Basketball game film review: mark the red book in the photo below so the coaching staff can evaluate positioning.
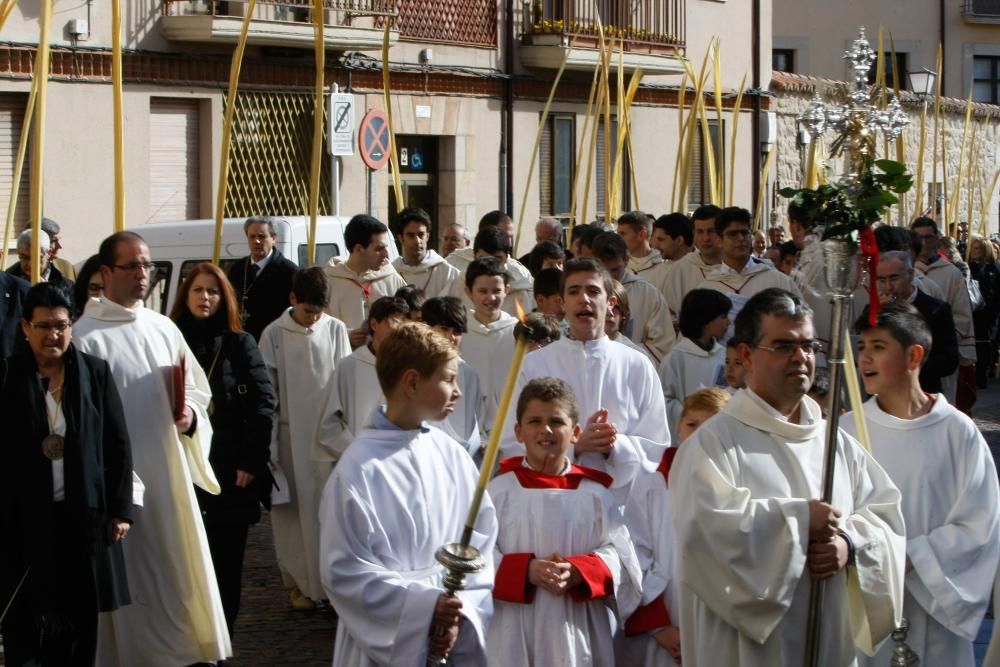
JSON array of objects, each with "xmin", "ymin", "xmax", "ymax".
[{"xmin": 170, "ymin": 355, "xmax": 186, "ymax": 422}]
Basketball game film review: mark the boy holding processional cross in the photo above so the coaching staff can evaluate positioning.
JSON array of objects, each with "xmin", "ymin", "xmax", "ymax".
[
  {"xmin": 319, "ymin": 321, "xmax": 497, "ymax": 667},
  {"xmin": 486, "ymin": 377, "xmax": 641, "ymax": 666}
]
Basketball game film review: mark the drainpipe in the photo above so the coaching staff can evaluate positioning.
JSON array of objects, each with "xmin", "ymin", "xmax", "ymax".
[
  {"xmin": 751, "ymin": 0, "xmax": 761, "ymax": 217},
  {"xmin": 939, "ymin": 0, "xmax": 946, "ymax": 95},
  {"xmin": 501, "ymin": 0, "xmax": 515, "ymax": 213}
]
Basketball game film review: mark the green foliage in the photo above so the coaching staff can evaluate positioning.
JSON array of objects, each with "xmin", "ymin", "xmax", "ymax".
[{"xmin": 778, "ymin": 158, "xmax": 914, "ymax": 245}]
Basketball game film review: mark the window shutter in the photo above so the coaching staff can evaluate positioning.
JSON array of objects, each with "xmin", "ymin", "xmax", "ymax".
[
  {"xmin": 0, "ymin": 93, "xmax": 31, "ymax": 236},
  {"xmin": 149, "ymin": 98, "xmax": 201, "ymax": 222}
]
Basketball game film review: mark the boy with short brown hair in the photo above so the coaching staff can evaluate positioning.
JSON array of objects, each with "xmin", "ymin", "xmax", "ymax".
[{"xmin": 319, "ymin": 321, "xmax": 497, "ymax": 666}]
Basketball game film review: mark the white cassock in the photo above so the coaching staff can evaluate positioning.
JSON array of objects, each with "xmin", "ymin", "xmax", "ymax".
[
  {"xmin": 657, "ymin": 337, "xmax": 725, "ymax": 442},
  {"xmin": 663, "ymin": 251, "xmax": 721, "ymax": 320},
  {"xmin": 459, "ymin": 309, "xmax": 517, "ymax": 433},
  {"xmin": 699, "ymin": 258, "xmax": 802, "ymax": 340},
  {"xmin": 74, "ymin": 298, "xmax": 230, "ymax": 666},
  {"xmin": 620, "ymin": 271, "xmax": 677, "ymax": 365},
  {"xmin": 630, "ymin": 251, "xmax": 673, "ymax": 296},
  {"xmin": 446, "ymin": 248, "xmax": 535, "ymax": 318},
  {"xmin": 324, "ymin": 344, "xmax": 383, "ymax": 457},
  {"xmin": 319, "ymin": 417, "xmax": 497, "ymax": 667},
  {"xmin": 259, "ymin": 309, "xmax": 351, "ymax": 601},
  {"xmin": 500, "ymin": 336, "xmax": 670, "ymax": 500},
  {"xmin": 916, "ymin": 258, "xmax": 976, "ymax": 363},
  {"xmin": 844, "ymin": 396, "xmax": 1000, "ymax": 667},
  {"xmin": 392, "ymin": 250, "xmax": 461, "ymax": 298},
  {"xmin": 486, "ymin": 458, "xmax": 642, "ymax": 667},
  {"xmin": 622, "ymin": 452, "xmax": 681, "ymax": 667},
  {"xmin": 670, "ymin": 389, "xmax": 906, "ymax": 667},
  {"xmin": 323, "ymin": 257, "xmax": 407, "ymax": 330}
]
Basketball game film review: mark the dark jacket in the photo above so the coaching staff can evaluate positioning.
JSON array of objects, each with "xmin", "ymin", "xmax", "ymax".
[
  {"xmin": 0, "ymin": 345, "xmax": 133, "ymax": 616},
  {"xmin": 970, "ymin": 259, "xmax": 1000, "ymax": 333},
  {"xmin": 177, "ymin": 315, "xmax": 276, "ymax": 524},
  {"xmin": 7, "ymin": 262, "xmax": 74, "ymax": 299},
  {"xmin": 0, "ymin": 271, "xmax": 28, "ymax": 359},
  {"xmin": 226, "ymin": 249, "xmax": 298, "ymax": 341}
]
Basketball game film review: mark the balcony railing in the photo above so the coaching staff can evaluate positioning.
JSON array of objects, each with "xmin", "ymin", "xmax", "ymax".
[
  {"xmin": 376, "ymin": 0, "xmax": 497, "ymax": 47},
  {"xmin": 162, "ymin": 0, "xmax": 396, "ymax": 26},
  {"xmin": 522, "ymin": 0, "xmax": 685, "ymax": 55},
  {"xmin": 964, "ymin": 0, "xmax": 1000, "ymax": 20}
]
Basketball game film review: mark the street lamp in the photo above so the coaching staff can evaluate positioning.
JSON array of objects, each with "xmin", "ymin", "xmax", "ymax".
[{"xmin": 908, "ymin": 67, "xmax": 937, "ymax": 216}]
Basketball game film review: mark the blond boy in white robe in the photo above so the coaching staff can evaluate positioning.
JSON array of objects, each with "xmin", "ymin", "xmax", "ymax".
[
  {"xmin": 319, "ymin": 322, "xmax": 496, "ymax": 666},
  {"xmin": 847, "ymin": 302, "xmax": 1000, "ymax": 666},
  {"xmin": 487, "ymin": 378, "xmax": 641, "ymax": 667}
]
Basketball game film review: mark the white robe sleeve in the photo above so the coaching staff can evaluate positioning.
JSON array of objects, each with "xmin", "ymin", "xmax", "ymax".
[
  {"xmin": 624, "ymin": 474, "xmax": 674, "ymax": 610},
  {"xmin": 314, "ymin": 333, "xmax": 355, "ymax": 462},
  {"xmin": 638, "ymin": 289, "xmax": 677, "ymax": 364},
  {"xmin": 179, "ymin": 334, "xmax": 219, "ymax": 494},
  {"xmin": 838, "ymin": 438, "xmax": 907, "ymax": 655},
  {"xmin": 905, "ymin": 429, "xmax": 1000, "ymax": 641},
  {"xmin": 669, "ymin": 431, "xmax": 811, "ymax": 643},
  {"xmin": 257, "ymin": 325, "xmax": 282, "ymax": 465},
  {"xmin": 658, "ymin": 353, "xmax": 684, "ymax": 443}
]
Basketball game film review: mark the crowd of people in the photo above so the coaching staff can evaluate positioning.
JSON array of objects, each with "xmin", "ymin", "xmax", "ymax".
[{"xmin": 1, "ymin": 204, "xmax": 999, "ymax": 667}]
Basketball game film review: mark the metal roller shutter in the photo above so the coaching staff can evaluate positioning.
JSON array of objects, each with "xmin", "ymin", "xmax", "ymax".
[
  {"xmin": 0, "ymin": 93, "xmax": 31, "ymax": 236},
  {"xmin": 149, "ymin": 98, "xmax": 200, "ymax": 223}
]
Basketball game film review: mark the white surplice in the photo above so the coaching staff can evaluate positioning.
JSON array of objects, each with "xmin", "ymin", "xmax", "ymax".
[
  {"xmin": 459, "ymin": 309, "xmax": 517, "ymax": 434},
  {"xmin": 486, "ymin": 459, "xmax": 642, "ymax": 667},
  {"xmin": 699, "ymin": 258, "xmax": 803, "ymax": 341},
  {"xmin": 74, "ymin": 298, "xmax": 230, "ymax": 666},
  {"xmin": 323, "ymin": 256, "xmax": 407, "ymax": 330},
  {"xmin": 622, "ymin": 459, "xmax": 681, "ymax": 667},
  {"xmin": 392, "ymin": 250, "xmax": 461, "ymax": 298},
  {"xmin": 657, "ymin": 337, "xmax": 725, "ymax": 442},
  {"xmin": 620, "ymin": 271, "xmax": 677, "ymax": 364},
  {"xmin": 663, "ymin": 251, "xmax": 721, "ymax": 320},
  {"xmin": 325, "ymin": 344, "xmax": 384, "ymax": 457},
  {"xmin": 500, "ymin": 336, "xmax": 670, "ymax": 499},
  {"xmin": 259, "ymin": 309, "xmax": 351, "ymax": 601},
  {"xmin": 630, "ymin": 251, "xmax": 673, "ymax": 296},
  {"xmin": 845, "ymin": 396, "xmax": 1000, "ymax": 667},
  {"xmin": 670, "ymin": 389, "xmax": 906, "ymax": 667},
  {"xmin": 446, "ymin": 248, "xmax": 535, "ymax": 318},
  {"xmin": 319, "ymin": 419, "xmax": 497, "ymax": 667}
]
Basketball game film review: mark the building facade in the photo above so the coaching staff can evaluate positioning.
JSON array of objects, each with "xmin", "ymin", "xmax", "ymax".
[{"xmin": 0, "ymin": 0, "xmax": 771, "ymax": 263}]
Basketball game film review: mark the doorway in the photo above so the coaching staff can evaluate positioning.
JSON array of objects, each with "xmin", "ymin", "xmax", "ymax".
[{"xmin": 389, "ymin": 135, "xmax": 439, "ymax": 248}]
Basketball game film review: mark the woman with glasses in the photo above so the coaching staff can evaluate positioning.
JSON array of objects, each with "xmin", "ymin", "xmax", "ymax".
[
  {"xmin": 170, "ymin": 262, "xmax": 275, "ymax": 641},
  {"xmin": 1, "ymin": 282, "xmax": 133, "ymax": 666},
  {"xmin": 72, "ymin": 255, "xmax": 104, "ymax": 320}
]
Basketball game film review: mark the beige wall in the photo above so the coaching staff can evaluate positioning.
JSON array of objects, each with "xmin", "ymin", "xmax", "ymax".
[{"xmin": 774, "ymin": 0, "xmax": 1000, "ymax": 100}]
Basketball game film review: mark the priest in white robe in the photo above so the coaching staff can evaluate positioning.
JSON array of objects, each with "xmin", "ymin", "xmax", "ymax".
[
  {"xmin": 75, "ymin": 232, "xmax": 230, "ymax": 666},
  {"xmin": 259, "ymin": 291, "xmax": 352, "ymax": 604},
  {"xmin": 501, "ymin": 258, "xmax": 669, "ymax": 497},
  {"xmin": 670, "ymin": 287, "xmax": 905, "ymax": 667},
  {"xmin": 846, "ymin": 302, "xmax": 1000, "ymax": 666},
  {"xmin": 663, "ymin": 207, "xmax": 724, "ymax": 320}
]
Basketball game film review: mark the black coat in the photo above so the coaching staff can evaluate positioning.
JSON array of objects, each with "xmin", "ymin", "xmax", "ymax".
[
  {"xmin": 177, "ymin": 315, "xmax": 276, "ymax": 525},
  {"xmin": 7, "ymin": 262, "xmax": 74, "ymax": 300},
  {"xmin": 971, "ymin": 259, "xmax": 1000, "ymax": 338},
  {"xmin": 0, "ymin": 271, "xmax": 28, "ymax": 360},
  {"xmin": 227, "ymin": 250, "xmax": 298, "ymax": 341},
  {"xmin": 0, "ymin": 345, "xmax": 133, "ymax": 616}
]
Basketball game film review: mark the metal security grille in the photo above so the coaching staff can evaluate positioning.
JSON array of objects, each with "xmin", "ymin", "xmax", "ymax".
[
  {"xmin": 379, "ymin": 0, "xmax": 497, "ymax": 47},
  {"xmin": 224, "ymin": 91, "xmax": 331, "ymax": 218}
]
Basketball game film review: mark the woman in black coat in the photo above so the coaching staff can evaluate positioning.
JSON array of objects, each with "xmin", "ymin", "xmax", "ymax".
[
  {"xmin": 1, "ymin": 283, "xmax": 133, "ymax": 666},
  {"xmin": 970, "ymin": 235, "xmax": 1000, "ymax": 387},
  {"xmin": 170, "ymin": 262, "xmax": 276, "ymax": 638}
]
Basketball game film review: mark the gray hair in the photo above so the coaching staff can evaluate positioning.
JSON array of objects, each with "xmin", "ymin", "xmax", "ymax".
[
  {"xmin": 17, "ymin": 228, "xmax": 50, "ymax": 253},
  {"xmin": 537, "ymin": 217, "xmax": 562, "ymax": 233},
  {"xmin": 733, "ymin": 287, "xmax": 813, "ymax": 346},
  {"xmin": 879, "ymin": 250, "xmax": 912, "ymax": 271},
  {"xmin": 40, "ymin": 217, "xmax": 60, "ymax": 237},
  {"xmin": 243, "ymin": 215, "xmax": 280, "ymax": 237}
]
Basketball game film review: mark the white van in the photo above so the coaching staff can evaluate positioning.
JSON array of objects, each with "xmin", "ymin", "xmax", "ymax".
[{"xmin": 137, "ymin": 216, "xmax": 398, "ymax": 315}]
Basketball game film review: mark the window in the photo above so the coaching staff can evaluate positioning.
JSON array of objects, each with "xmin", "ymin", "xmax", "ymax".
[
  {"xmin": 0, "ymin": 93, "xmax": 30, "ymax": 235},
  {"xmin": 687, "ymin": 120, "xmax": 725, "ymax": 210},
  {"xmin": 596, "ymin": 118, "xmax": 631, "ymax": 219},
  {"xmin": 772, "ymin": 49, "xmax": 795, "ymax": 73},
  {"xmin": 866, "ymin": 53, "xmax": 909, "ymax": 90},
  {"xmin": 298, "ymin": 243, "xmax": 341, "ymax": 268},
  {"xmin": 539, "ymin": 114, "xmax": 575, "ymax": 217},
  {"xmin": 973, "ymin": 56, "xmax": 1000, "ymax": 104}
]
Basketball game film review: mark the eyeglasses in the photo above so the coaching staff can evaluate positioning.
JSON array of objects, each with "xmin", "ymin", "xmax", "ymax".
[
  {"xmin": 723, "ymin": 229, "xmax": 753, "ymax": 239},
  {"xmin": 113, "ymin": 262, "xmax": 154, "ymax": 273},
  {"xmin": 27, "ymin": 321, "xmax": 71, "ymax": 334},
  {"xmin": 755, "ymin": 340, "xmax": 823, "ymax": 357}
]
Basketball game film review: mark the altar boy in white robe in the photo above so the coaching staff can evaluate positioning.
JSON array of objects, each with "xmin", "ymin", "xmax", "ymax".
[
  {"xmin": 670, "ymin": 288, "xmax": 906, "ymax": 667},
  {"xmin": 501, "ymin": 258, "xmax": 668, "ymax": 497},
  {"xmin": 487, "ymin": 377, "xmax": 641, "ymax": 667},
  {"xmin": 259, "ymin": 267, "xmax": 351, "ymax": 609},
  {"xmin": 319, "ymin": 322, "xmax": 497, "ymax": 666},
  {"xmin": 847, "ymin": 302, "xmax": 1000, "ymax": 666}
]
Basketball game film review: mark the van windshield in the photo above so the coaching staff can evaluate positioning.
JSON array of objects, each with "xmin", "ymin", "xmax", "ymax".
[{"xmin": 298, "ymin": 243, "xmax": 341, "ymax": 268}]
